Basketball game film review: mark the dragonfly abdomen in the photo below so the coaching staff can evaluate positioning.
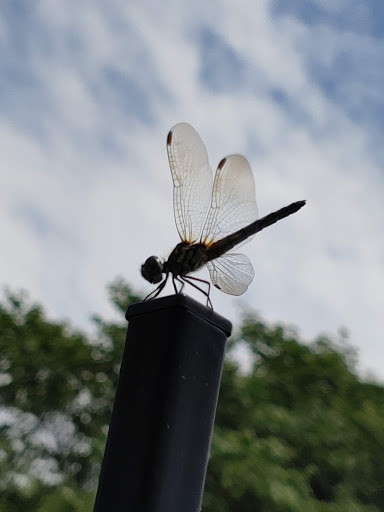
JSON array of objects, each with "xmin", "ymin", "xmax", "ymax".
[{"xmin": 207, "ymin": 200, "xmax": 306, "ymax": 260}]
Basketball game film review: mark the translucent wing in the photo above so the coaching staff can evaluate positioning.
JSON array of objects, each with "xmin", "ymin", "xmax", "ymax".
[
  {"xmin": 167, "ymin": 123, "xmax": 213, "ymax": 243},
  {"xmin": 207, "ymin": 253, "xmax": 255, "ymax": 295},
  {"xmin": 200, "ymin": 155, "xmax": 258, "ymax": 248}
]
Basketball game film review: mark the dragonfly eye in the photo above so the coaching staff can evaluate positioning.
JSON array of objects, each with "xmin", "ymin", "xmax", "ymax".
[{"xmin": 141, "ymin": 256, "xmax": 164, "ymax": 284}]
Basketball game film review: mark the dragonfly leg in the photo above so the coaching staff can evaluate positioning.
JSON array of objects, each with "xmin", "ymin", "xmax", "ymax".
[
  {"xmin": 181, "ymin": 275, "xmax": 213, "ymax": 309},
  {"xmin": 172, "ymin": 276, "xmax": 180, "ymax": 294},
  {"xmin": 174, "ymin": 276, "xmax": 186, "ymax": 294},
  {"xmin": 144, "ymin": 275, "xmax": 168, "ymax": 301}
]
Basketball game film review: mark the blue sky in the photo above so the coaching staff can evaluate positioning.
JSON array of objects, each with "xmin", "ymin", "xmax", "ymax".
[{"xmin": 0, "ymin": 0, "xmax": 383, "ymax": 379}]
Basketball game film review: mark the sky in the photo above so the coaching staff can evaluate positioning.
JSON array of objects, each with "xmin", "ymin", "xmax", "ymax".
[{"xmin": 0, "ymin": 0, "xmax": 383, "ymax": 379}]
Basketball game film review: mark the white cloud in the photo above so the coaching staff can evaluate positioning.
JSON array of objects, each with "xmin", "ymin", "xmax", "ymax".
[{"xmin": 0, "ymin": 0, "xmax": 383, "ymax": 378}]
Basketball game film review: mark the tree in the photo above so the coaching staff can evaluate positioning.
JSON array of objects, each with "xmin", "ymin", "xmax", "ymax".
[
  {"xmin": 203, "ymin": 314, "xmax": 384, "ymax": 511},
  {"xmin": 0, "ymin": 280, "xmax": 139, "ymax": 510}
]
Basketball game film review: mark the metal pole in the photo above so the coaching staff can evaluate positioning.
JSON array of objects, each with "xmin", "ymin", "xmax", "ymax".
[{"xmin": 93, "ymin": 294, "xmax": 232, "ymax": 512}]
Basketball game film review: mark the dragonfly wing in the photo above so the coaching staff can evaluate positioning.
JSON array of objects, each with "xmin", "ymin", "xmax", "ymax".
[
  {"xmin": 200, "ymin": 154, "xmax": 258, "ymax": 248},
  {"xmin": 167, "ymin": 123, "xmax": 213, "ymax": 243},
  {"xmin": 207, "ymin": 253, "xmax": 255, "ymax": 296}
]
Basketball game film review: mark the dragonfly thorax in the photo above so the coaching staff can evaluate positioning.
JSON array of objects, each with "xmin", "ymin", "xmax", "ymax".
[{"xmin": 164, "ymin": 241, "xmax": 210, "ymax": 277}]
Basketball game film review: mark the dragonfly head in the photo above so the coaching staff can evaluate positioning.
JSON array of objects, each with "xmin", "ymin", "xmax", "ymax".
[{"xmin": 141, "ymin": 256, "xmax": 164, "ymax": 284}]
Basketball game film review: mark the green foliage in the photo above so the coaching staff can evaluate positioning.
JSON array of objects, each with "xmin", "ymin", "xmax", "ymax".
[
  {"xmin": 0, "ymin": 280, "xmax": 138, "ymax": 510},
  {"xmin": 203, "ymin": 315, "xmax": 384, "ymax": 512},
  {"xmin": 1, "ymin": 280, "xmax": 384, "ymax": 511}
]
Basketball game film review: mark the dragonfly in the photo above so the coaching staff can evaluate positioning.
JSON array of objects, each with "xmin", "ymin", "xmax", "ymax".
[{"xmin": 141, "ymin": 123, "xmax": 305, "ymax": 306}]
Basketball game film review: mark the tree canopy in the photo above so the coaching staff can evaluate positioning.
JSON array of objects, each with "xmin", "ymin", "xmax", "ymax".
[{"xmin": 1, "ymin": 279, "xmax": 383, "ymax": 511}]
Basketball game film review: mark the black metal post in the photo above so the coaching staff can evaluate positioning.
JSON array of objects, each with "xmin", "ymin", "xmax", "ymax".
[{"xmin": 93, "ymin": 294, "xmax": 232, "ymax": 512}]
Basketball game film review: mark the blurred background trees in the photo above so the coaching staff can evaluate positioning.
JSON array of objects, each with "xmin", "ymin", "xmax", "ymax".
[{"xmin": 1, "ymin": 279, "xmax": 383, "ymax": 511}]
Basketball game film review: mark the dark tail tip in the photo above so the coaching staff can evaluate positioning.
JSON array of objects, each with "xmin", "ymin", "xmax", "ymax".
[{"xmin": 294, "ymin": 200, "xmax": 306, "ymax": 211}]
